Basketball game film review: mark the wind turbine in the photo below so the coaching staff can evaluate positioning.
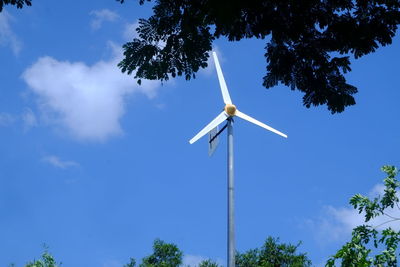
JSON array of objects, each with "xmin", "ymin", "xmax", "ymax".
[{"xmin": 189, "ymin": 51, "xmax": 288, "ymax": 267}]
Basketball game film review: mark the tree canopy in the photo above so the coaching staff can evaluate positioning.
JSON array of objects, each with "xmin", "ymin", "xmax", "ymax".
[
  {"xmin": 117, "ymin": 0, "xmax": 400, "ymax": 113},
  {"xmin": 0, "ymin": 0, "xmax": 31, "ymax": 12},
  {"xmin": 121, "ymin": 237, "xmax": 311, "ymax": 267},
  {"xmin": 138, "ymin": 239, "xmax": 183, "ymax": 267},
  {"xmin": 328, "ymin": 165, "xmax": 400, "ymax": 266},
  {"xmin": 15, "ymin": 237, "xmax": 311, "ymax": 266},
  {"xmin": 236, "ymin": 237, "xmax": 312, "ymax": 267},
  {"xmin": 18, "ymin": 250, "xmax": 61, "ymax": 267}
]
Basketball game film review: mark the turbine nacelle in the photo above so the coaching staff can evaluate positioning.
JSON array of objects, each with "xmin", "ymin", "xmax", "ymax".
[
  {"xmin": 189, "ymin": 51, "xmax": 288, "ymax": 145},
  {"xmin": 224, "ymin": 104, "xmax": 237, "ymax": 117}
]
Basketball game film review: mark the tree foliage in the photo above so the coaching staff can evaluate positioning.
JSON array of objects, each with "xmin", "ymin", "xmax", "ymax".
[
  {"xmin": 140, "ymin": 239, "xmax": 183, "ymax": 267},
  {"xmin": 124, "ymin": 237, "xmax": 311, "ymax": 267},
  {"xmin": 236, "ymin": 237, "xmax": 312, "ymax": 267},
  {"xmin": 22, "ymin": 250, "xmax": 60, "ymax": 267},
  {"xmin": 0, "ymin": 0, "xmax": 31, "ymax": 12},
  {"xmin": 122, "ymin": 239, "xmax": 183, "ymax": 267},
  {"xmin": 327, "ymin": 165, "xmax": 400, "ymax": 267},
  {"xmin": 117, "ymin": 0, "xmax": 400, "ymax": 113},
  {"xmin": 124, "ymin": 239, "xmax": 221, "ymax": 267},
  {"xmin": 15, "ymin": 237, "xmax": 311, "ymax": 266},
  {"xmin": 197, "ymin": 259, "xmax": 220, "ymax": 267},
  {"xmin": 124, "ymin": 258, "xmax": 137, "ymax": 267}
]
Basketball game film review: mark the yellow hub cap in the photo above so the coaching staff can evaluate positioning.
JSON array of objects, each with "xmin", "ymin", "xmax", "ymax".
[{"xmin": 224, "ymin": 104, "xmax": 237, "ymax": 116}]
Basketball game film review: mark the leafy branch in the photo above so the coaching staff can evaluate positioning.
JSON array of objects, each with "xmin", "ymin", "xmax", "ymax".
[{"xmin": 327, "ymin": 166, "xmax": 400, "ymax": 267}]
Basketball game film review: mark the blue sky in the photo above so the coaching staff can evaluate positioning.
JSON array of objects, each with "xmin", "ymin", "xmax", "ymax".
[{"xmin": 1, "ymin": 1, "xmax": 399, "ymax": 266}]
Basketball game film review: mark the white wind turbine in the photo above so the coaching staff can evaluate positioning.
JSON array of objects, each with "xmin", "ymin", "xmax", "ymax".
[{"xmin": 189, "ymin": 51, "xmax": 288, "ymax": 267}]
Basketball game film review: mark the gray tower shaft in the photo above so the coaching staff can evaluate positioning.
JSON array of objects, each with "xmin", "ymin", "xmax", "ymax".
[{"xmin": 227, "ymin": 118, "xmax": 235, "ymax": 267}]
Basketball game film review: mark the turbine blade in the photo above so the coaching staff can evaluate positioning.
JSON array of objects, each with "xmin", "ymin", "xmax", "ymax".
[
  {"xmin": 189, "ymin": 111, "xmax": 228, "ymax": 144},
  {"xmin": 235, "ymin": 110, "xmax": 287, "ymax": 138},
  {"xmin": 212, "ymin": 51, "xmax": 232, "ymax": 104}
]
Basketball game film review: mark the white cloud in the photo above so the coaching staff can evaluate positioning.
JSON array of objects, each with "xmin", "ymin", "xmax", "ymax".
[
  {"xmin": 307, "ymin": 206, "xmax": 364, "ymax": 243},
  {"xmin": 102, "ymin": 260, "xmax": 122, "ymax": 267},
  {"xmin": 0, "ymin": 10, "xmax": 21, "ymax": 55},
  {"xmin": 0, "ymin": 109, "xmax": 37, "ymax": 130},
  {"xmin": 0, "ymin": 112, "xmax": 15, "ymax": 126},
  {"xmin": 181, "ymin": 254, "xmax": 224, "ymax": 267},
  {"xmin": 42, "ymin": 155, "xmax": 79, "ymax": 169},
  {"xmin": 198, "ymin": 47, "xmax": 224, "ymax": 77},
  {"xmin": 369, "ymin": 184, "xmax": 385, "ymax": 197},
  {"xmin": 22, "ymin": 43, "xmax": 160, "ymax": 142},
  {"xmin": 182, "ymin": 255, "xmax": 207, "ymax": 267},
  {"xmin": 90, "ymin": 9, "xmax": 119, "ymax": 30},
  {"xmin": 123, "ymin": 21, "xmax": 139, "ymax": 41},
  {"xmin": 309, "ymin": 184, "xmax": 400, "ymax": 243},
  {"xmin": 21, "ymin": 107, "xmax": 37, "ymax": 130}
]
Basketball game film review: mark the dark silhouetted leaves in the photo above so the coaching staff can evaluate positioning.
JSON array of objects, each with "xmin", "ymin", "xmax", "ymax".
[
  {"xmin": 118, "ymin": 0, "xmax": 400, "ymax": 113},
  {"xmin": 0, "ymin": 0, "xmax": 31, "ymax": 12}
]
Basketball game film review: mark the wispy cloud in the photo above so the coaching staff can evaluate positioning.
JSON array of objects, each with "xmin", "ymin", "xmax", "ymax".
[
  {"xmin": 42, "ymin": 155, "xmax": 79, "ymax": 169},
  {"xmin": 123, "ymin": 21, "xmax": 139, "ymax": 41},
  {"xmin": 305, "ymin": 205, "xmax": 364, "ymax": 243},
  {"xmin": 22, "ymin": 42, "xmax": 161, "ymax": 142},
  {"xmin": 0, "ymin": 109, "xmax": 38, "ymax": 130},
  {"xmin": 307, "ymin": 183, "xmax": 400, "ymax": 244},
  {"xmin": 90, "ymin": 9, "xmax": 119, "ymax": 30},
  {"xmin": 0, "ymin": 112, "xmax": 15, "ymax": 126},
  {"xmin": 198, "ymin": 46, "xmax": 224, "ymax": 77},
  {"xmin": 0, "ymin": 10, "xmax": 22, "ymax": 55},
  {"xmin": 102, "ymin": 260, "xmax": 122, "ymax": 267},
  {"xmin": 182, "ymin": 254, "xmax": 224, "ymax": 267},
  {"xmin": 182, "ymin": 255, "xmax": 207, "ymax": 267},
  {"xmin": 21, "ymin": 107, "xmax": 38, "ymax": 130}
]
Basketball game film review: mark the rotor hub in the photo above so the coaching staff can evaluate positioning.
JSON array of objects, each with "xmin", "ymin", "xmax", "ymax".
[{"xmin": 224, "ymin": 104, "xmax": 237, "ymax": 116}]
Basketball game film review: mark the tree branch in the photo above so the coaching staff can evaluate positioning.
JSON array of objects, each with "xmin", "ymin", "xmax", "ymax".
[
  {"xmin": 373, "ymin": 218, "xmax": 400, "ymax": 229},
  {"xmin": 383, "ymin": 212, "xmax": 400, "ymax": 220}
]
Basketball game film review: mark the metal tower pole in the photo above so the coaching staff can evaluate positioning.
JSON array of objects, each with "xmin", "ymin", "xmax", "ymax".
[{"xmin": 227, "ymin": 118, "xmax": 235, "ymax": 267}]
